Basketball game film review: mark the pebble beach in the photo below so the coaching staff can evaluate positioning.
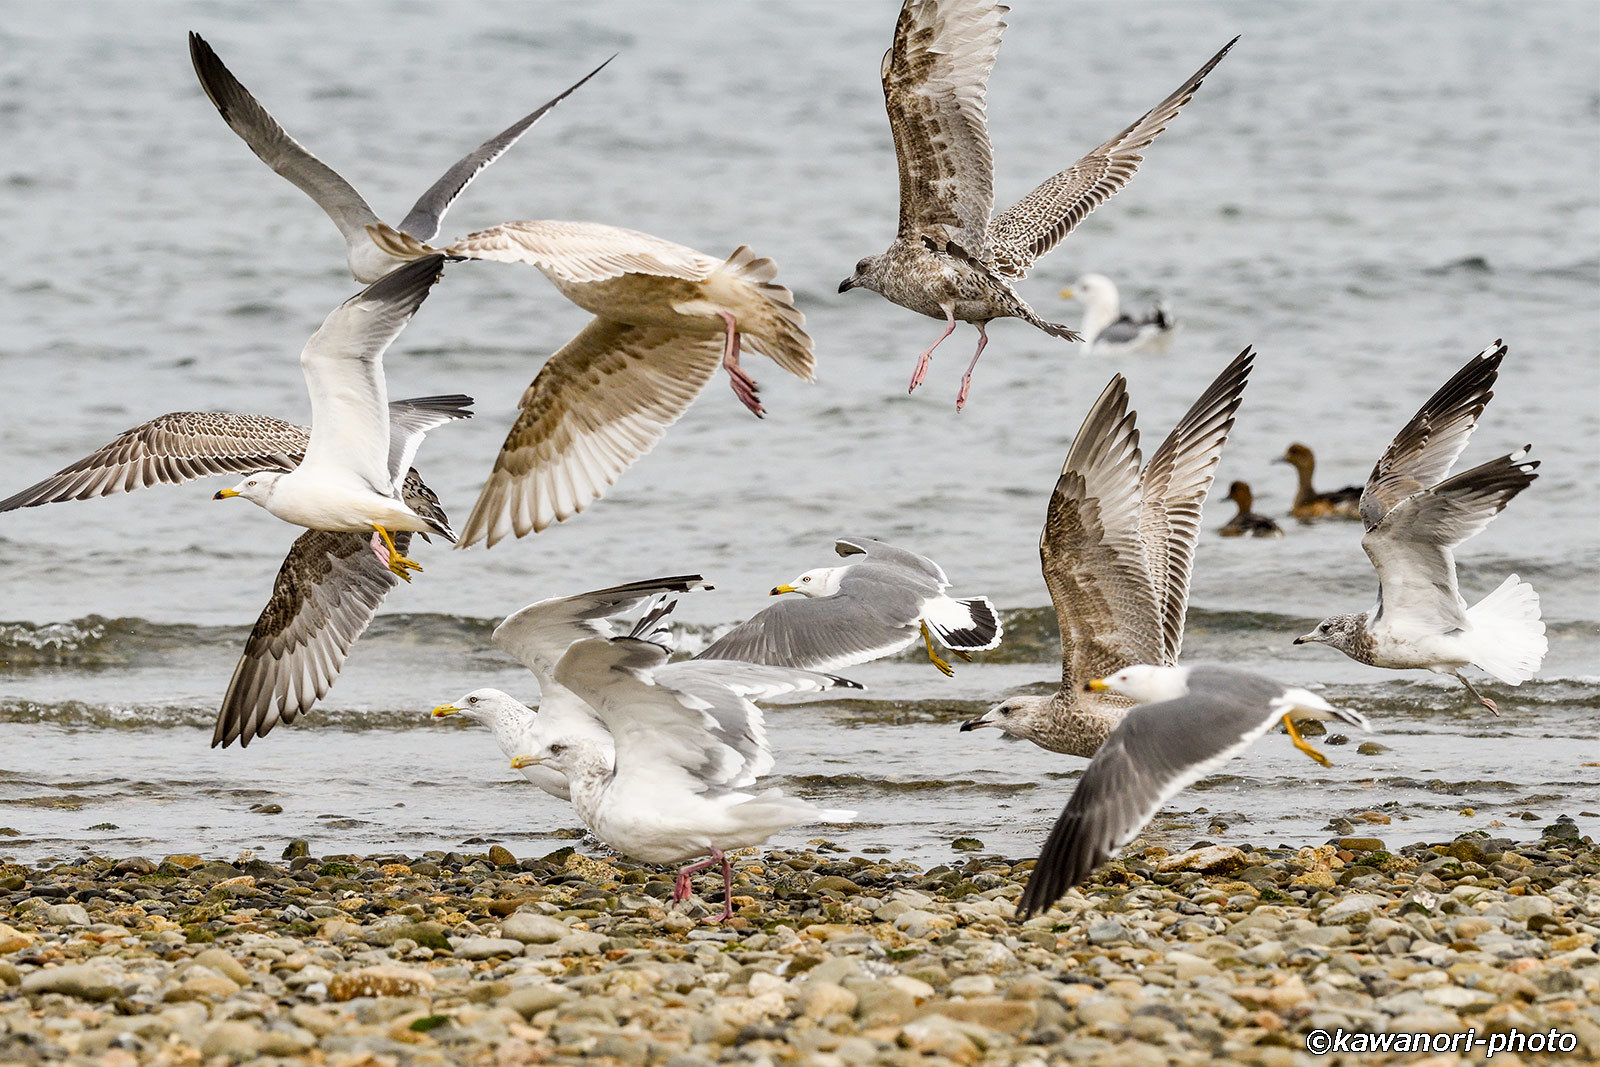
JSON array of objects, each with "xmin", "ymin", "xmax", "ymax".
[{"xmin": 3, "ymin": 821, "xmax": 1597, "ymax": 1065}]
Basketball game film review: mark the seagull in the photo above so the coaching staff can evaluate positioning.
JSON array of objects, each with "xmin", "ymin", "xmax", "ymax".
[
  {"xmin": 1218, "ymin": 481, "xmax": 1283, "ymax": 538},
  {"xmin": 0, "ymin": 394, "xmax": 471, "ymax": 748},
  {"xmin": 432, "ymin": 577, "xmax": 863, "ymax": 803},
  {"xmin": 1293, "ymin": 342, "xmax": 1545, "ymax": 714},
  {"xmin": 959, "ymin": 348, "xmax": 1254, "ymax": 755},
  {"xmin": 1059, "ymin": 274, "xmax": 1177, "ymax": 355},
  {"xmin": 367, "ymin": 223, "xmax": 816, "ymax": 545},
  {"xmin": 1017, "ymin": 664, "xmax": 1372, "ymax": 918},
  {"xmin": 212, "ymin": 255, "xmax": 455, "ymax": 581},
  {"xmin": 695, "ymin": 536, "xmax": 1002, "ymax": 676},
  {"xmin": 188, "ymin": 32, "xmax": 611, "ymax": 283},
  {"xmin": 838, "ymin": 0, "xmax": 1235, "ymax": 409},
  {"xmin": 1279, "ymin": 443, "xmax": 1362, "ymax": 520},
  {"xmin": 511, "ymin": 637, "xmax": 858, "ymax": 923}
]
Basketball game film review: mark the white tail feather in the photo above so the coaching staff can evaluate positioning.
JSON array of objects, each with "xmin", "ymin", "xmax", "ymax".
[
  {"xmin": 923, "ymin": 595, "xmax": 1003, "ymax": 652},
  {"xmin": 1465, "ymin": 574, "xmax": 1546, "ymax": 684}
]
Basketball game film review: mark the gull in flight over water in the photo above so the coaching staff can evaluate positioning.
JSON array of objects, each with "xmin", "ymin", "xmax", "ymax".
[
  {"xmin": 960, "ymin": 348, "xmax": 1254, "ymax": 755},
  {"xmin": 1018, "ymin": 664, "xmax": 1371, "ymax": 918},
  {"xmin": 839, "ymin": 0, "xmax": 1235, "ymax": 409},
  {"xmin": 1293, "ymin": 342, "xmax": 1545, "ymax": 713}
]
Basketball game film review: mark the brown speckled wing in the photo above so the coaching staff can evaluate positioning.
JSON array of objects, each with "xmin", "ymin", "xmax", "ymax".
[
  {"xmin": 881, "ymin": 0, "xmax": 1006, "ymax": 251},
  {"xmin": 987, "ymin": 37, "xmax": 1237, "ymax": 279},
  {"xmin": 458, "ymin": 318, "xmax": 724, "ymax": 548}
]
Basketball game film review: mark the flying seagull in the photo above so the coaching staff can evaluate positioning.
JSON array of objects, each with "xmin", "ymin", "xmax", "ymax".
[
  {"xmin": 0, "ymin": 394, "xmax": 471, "ymax": 748},
  {"xmin": 839, "ymin": 0, "xmax": 1235, "ymax": 409},
  {"xmin": 368, "ymin": 224, "xmax": 816, "ymax": 545},
  {"xmin": 696, "ymin": 536, "xmax": 1001, "ymax": 676},
  {"xmin": 188, "ymin": 32, "xmax": 610, "ymax": 283},
  {"xmin": 1293, "ymin": 341, "xmax": 1545, "ymax": 713},
  {"xmin": 1018, "ymin": 664, "xmax": 1372, "ymax": 918},
  {"xmin": 960, "ymin": 348, "xmax": 1254, "ymax": 755}
]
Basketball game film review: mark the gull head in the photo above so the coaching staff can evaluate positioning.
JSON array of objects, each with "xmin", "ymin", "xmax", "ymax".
[
  {"xmin": 771, "ymin": 567, "xmax": 845, "ymax": 598},
  {"xmin": 1295, "ymin": 614, "xmax": 1365, "ymax": 656},
  {"xmin": 430, "ymin": 688, "xmax": 531, "ymax": 731},
  {"xmin": 1085, "ymin": 664, "xmax": 1190, "ymax": 704},
  {"xmin": 511, "ymin": 738, "xmax": 578, "ymax": 774},
  {"xmin": 960, "ymin": 695, "xmax": 1053, "ymax": 743},
  {"xmin": 839, "ymin": 255, "xmax": 884, "ymax": 295},
  {"xmin": 214, "ymin": 472, "xmax": 283, "ymax": 506},
  {"xmin": 1060, "ymin": 273, "xmax": 1116, "ymax": 305}
]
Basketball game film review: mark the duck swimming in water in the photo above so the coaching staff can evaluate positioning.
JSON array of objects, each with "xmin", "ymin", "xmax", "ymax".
[
  {"xmin": 1279, "ymin": 443, "xmax": 1362, "ymax": 519},
  {"xmin": 1218, "ymin": 481, "xmax": 1283, "ymax": 538}
]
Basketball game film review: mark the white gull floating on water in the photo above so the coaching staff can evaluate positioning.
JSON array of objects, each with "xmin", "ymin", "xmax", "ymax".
[
  {"xmin": 1019, "ymin": 664, "xmax": 1372, "ymax": 918},
  {"xmin": 1294, "ymin": 341, "xmax": 1546, "ymax": 713},
  {"xmin": 960, "ymin": 348, "xmax": 1254, "ymax": 756},
  {"xmin": 1059, "ymin": 274, "xmax": 1177, "ymax": 355}
]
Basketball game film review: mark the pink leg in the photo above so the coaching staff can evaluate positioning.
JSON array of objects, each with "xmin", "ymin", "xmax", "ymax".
[
  {"xmin": 954, "ymin": 323, "xmax": 990, "ymax": 412},
  {"xmin": 370, "ymin": 531, "xmax": 390, "ymax": 566},
  {"xmin": 718, "ymin": 311, "xmax": 764, "ymax": 418},
  {"xmin": 909, "ymin": 308, "xmax": 958, "ymax": 394},
  {"xmin": 672, "ymin": 853, "xmax": 721, "ymax": 904}
]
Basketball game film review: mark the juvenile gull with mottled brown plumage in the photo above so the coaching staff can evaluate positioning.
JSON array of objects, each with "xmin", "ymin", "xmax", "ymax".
[{"xmin": 839, "ymin": 0, "xmax": 1236, "ymax": 409}]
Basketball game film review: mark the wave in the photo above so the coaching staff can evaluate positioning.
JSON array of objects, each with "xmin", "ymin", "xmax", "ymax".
[{"xmin": 4, "ymin": 608, "xmax": 1596, "ymax": 674}]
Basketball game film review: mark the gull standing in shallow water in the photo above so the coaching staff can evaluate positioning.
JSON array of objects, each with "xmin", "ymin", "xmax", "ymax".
[
  {"xmin": 506, "ymin": 608, "xmax": 859, "ymax": 922},
  {"xmin": 188, "ymin": 32, "xmax": 611, "ymax": 283},
  {"xmin": 0, "ymin": 376, "xmax": 469, "ymax": 750},
  {"xmin": 1018, "ymin": 665, "xmax": 1372, "ymax": 918},
  {"xmin": 695, "ymin": 537, "xmax": 1002, "ymax": 677},
  {"xmin": 838, "ymin": 0, "xmax": 1236, "ymax": 409},
  {"xmin": 1060, "ymin": 274, "xmax": 1177, "ymax": 355},
  {"xmin": 960, "ymin": 348, "xmax": 1254, "ymax": 754},
  {"xmin": 1293, "ymin": 342, "xmax": 1545, "ymax": 714}
]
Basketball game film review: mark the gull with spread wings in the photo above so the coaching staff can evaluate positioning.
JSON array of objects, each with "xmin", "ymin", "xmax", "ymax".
[
  {"xmin": 959, "ymin": 348, "xmax": 1254, "ymax": 755},
  {"xmin": 1294, "ymin": 342, "xmax": 1545, "ymax": 713},
  {"xmin": 839, "ymin": 0, "xmax": 1236, "ymax": 409},
  {"xmin": 0, "ymin": 383, "xmax": 471, "ymax": 750}
]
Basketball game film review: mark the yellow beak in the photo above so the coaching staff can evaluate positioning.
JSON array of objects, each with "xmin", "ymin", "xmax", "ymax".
[
  {"xmin": 770, "ymin": 584, "xmax": 797, "ymax": 596},
  {"xmin": 430, "ymin": 704, "xmax": 459, "ymax": 718},
  {"xmin": 214, "ymin": 488, "xmax": 240, "ymax": 500},
  {"xmin": 510, "ymin": 754, "xmax": 540, "ymax": 769},
  {"xmin": 1086, "ymin": 678, "xmax": 1109, "ymax": 691},
  {"xmin": 1058, "ymin": 287, "xmax": 1075, "ymax": 300}
]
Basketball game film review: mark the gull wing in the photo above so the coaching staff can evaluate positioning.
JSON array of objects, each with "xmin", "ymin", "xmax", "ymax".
[
  {"xmin": 442, "ymin": 220, "xmax": 719, "ymax": 285},
  {"xmin": 212, "ymin": 527, "xmax": 406, "ymax": 748},
  {"xmin": 1020, "ymin": 671, "xmax": 1294, "ymax": 917},
  {"xmin": 385, "ymin": 393, "xmax": 473, "ymax": 494},
  {"xmin": 1362, "ymin": 449, "xmax": 1538, "ymax": 632},
  {"xmin": 297, "ymin": 255, "xmax": 447, "ymax": 493},
  {"xmin": 1361, "ymin": 341, "xmax": 1505, "ymax": 530},
  {"xmin": 188, "ymin": 32, "xmax": 379, "ymax": 250},
  {"xmin": 986, "ymin": 37, "xmax": 1237, "ymax": 278},
  {"xmin": 1135, "ymin": 348, "xmax": 1253, "ymax": 660},
  {"xmin": 833, "ymin": 535, "xmax": 950, "ymax": 585},
  {"xmin": 880, "ymin": 0, "xmax": 1007, "ymax": 251},
  {"xmin": 1040, "ymin": 375, "xmax": 1164, "ymax": 690},
  {"xmin": 396, "ymin": 55, "xmax": 614, "ymax": 242},
  {"xmin": 491, "ymin": 576, "xmax": 708, "ymax": 691},
  {"xmin": 457, "ymin": 317, "xmax": 725, "ymax": 547}
]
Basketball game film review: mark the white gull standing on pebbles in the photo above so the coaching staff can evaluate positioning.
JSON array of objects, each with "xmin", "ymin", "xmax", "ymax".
[
  {"xmin": 695, "ymin": 536, "xmax": 1002, "ymax": 677},
  {"xmin": 1019, "ymin": 664, "xmax": 1372, "ymax": 918},
  {"xmin": 959, "ymin": 348, "xmax": 1254, "ymax": 755},
  {"xmin": 838, "ymin": 0, "xmax": 1235, "ymax": 409},
  {"xmin": 1294, "ymin": 341, "xmax": 1545, "ymax": 713},
  {"xmin": 188, "ymin": 32, "xmax": 611, "ymax": 283}
]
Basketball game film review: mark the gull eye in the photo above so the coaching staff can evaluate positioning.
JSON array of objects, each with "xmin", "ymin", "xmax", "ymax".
[
  {"xmin": 1319, "ymin": 623, "xmax": 1331, "ymax": 633},
  {"xmin": 467, "ymin": 696, "xmax": 478, "ymax": 704},
  {"xmin": 549, "ymin": 743, "xmax": 566, "ymax": 756},
  {"xmin": 802, "ymin": 576, "xmax": 811, "ymax": 583},
  {"xmin": 246, "ymin": 480, "xmax": 256, "ymax": 487}
]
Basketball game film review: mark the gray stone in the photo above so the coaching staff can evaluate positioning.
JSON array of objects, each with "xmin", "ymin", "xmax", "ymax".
[
  {"xmin": 21, "ymin": 963, "xmax": 123, "ymax": 1001},
  {"xmin": 41, "ymin": 903, "xmax": 90, "ymax": 927},
  {"xmin": 452, "ymin": 936, "xmax": 525, "ymax": 960},
  {"xmin": 502, "ymin": 983, "xmax": 575, "ymax": 1019},
  {"xmin": 500, "ymin": 911, "xmax": 568, "ymax": 944},
  {"xmin": 200, "ymin": 1021, "xmax": 264, "ymax": 1060}
]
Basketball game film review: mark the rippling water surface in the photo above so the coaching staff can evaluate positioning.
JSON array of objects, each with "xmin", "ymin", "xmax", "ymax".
[{"xmin": 1, "ymin": 1, "xmax": 1596, "ymax": 866}]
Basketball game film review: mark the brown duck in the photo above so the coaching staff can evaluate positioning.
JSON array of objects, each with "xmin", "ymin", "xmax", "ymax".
[
  {"xmin": 1279, "ymin": 443, "xmax": 1361, "ymax": 519},
  {"xmin": 1219, "ymin": 481, "xmax": 1283, "ymax": 537}
]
